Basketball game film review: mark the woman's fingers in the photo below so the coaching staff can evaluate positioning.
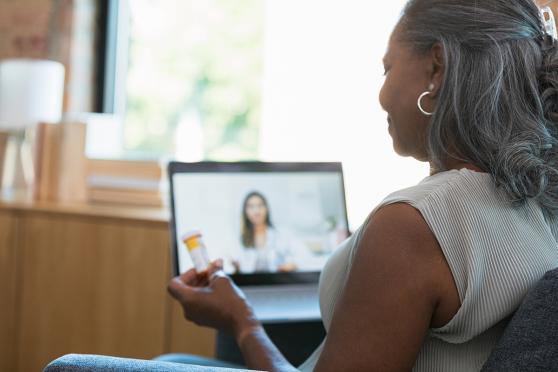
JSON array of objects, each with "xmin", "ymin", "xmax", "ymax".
[
  {"xmin": 168, "ymin": 268, "xmax": 255, "ymax": 332},
  {"xmin": 169, "ymin": 258, "xmax": 227, "ymax": 300},
  {"xmin": 168, "ymin": 268, "xmax": 203, "ymax": 300},
  {"xmin": 167, "ymin": 277, "xmax": 189, "ymax": 300},
  {"xmin": 168, "ymin": 276, "xmax": 203, "ymax": 302},
  {"xmin": 177, "ymin": 268, "xmax": 198, "ymax": 285},
  {"xmin": 206, "ymin": 258, "xmax": 225, "ymax": 281},
  {"xmin": 209, "ymin": 258, "xmax": 224, "ymax": 272}
]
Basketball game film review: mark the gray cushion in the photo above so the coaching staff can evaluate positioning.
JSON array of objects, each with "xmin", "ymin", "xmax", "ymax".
[
  {"xmin": 482, "ymin": 268, "xmax": 558, "ymax": 371},
  {"xmin": 43, "ymin": 354, "xmax": 257, "ymax": 372}
]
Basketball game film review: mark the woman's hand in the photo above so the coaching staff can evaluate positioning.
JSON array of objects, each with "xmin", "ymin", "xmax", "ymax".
[
  {"xmin": 167, "ymin": 259, "xmax": 260, "ymax": 337},
  {"xmin": 170, "ymin": 261, "xmax": 297, "ymax": 371}
]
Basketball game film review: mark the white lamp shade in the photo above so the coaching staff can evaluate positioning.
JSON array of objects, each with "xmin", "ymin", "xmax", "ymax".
[{"xmin": 0, "ymin": 59, "xmax": 65, "ymax": 130}]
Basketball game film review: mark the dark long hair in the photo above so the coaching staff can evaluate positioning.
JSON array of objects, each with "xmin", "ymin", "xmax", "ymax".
[
  {"xmin": 399, "ymin": 0, "xmax": 558, "ymax": 215},
  {"xmin": 241, "ymin": 191, "xmax": 273, "ymax": 248}
]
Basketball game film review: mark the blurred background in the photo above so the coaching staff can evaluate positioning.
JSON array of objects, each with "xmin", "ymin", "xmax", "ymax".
[
  {"xmin": 0, "ymin": 0, "xmax": 432, "ymax": 228},
  {"xmin": 100, "ymin": 0, "xmax": 430, "ymax": 228}
]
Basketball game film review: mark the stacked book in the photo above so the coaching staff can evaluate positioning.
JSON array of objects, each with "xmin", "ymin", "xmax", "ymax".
[{"xmin": 87, "ymin": 159, "xmax": 165, "ymax": 207}]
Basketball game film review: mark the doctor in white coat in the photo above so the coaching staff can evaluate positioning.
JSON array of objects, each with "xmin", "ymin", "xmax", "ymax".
[{"xmin": 231, "ymin": 191, "xmax": 301, "ymax": 273}]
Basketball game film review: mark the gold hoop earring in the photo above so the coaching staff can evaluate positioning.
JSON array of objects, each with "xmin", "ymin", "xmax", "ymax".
[{"xmin": 417, "ymin": 91, "xmax": 434, "ymax": 116}]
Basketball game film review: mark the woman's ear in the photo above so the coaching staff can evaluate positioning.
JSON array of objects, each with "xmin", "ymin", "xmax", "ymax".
[{"xmin": 429, "ymin": 43, "xmax": 445, "ymax": 98}]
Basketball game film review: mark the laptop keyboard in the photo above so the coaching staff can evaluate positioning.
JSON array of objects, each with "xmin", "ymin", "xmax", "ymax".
[{"xmin": 243, "ymin": 285, "xmax": 321, "ymax": 322}]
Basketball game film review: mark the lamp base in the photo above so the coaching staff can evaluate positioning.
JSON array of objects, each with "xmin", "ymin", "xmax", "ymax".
[{"xmin": 0, "ymin": 129, "xmax": 36, "ymax": 198}]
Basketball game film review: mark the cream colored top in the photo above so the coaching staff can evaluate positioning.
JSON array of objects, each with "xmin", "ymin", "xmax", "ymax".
[{"xmin": 299, "ymin": 169, "xmax": 558, "ymax": 371}]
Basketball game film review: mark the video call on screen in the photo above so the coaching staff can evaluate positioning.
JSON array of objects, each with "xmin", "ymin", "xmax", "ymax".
[{"xmin": 173, "ymin": 172, "xmax": 349, "ymax": 275}]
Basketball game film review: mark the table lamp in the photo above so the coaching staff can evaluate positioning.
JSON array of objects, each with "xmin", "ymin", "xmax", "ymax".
[{"xmin": 0, "ymin": 59, "xmax": 65, "ymax": 195}]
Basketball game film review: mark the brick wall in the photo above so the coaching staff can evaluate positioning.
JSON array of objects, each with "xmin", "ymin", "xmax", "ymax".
[
  {"xmin": 0, "ymin": 0, "xmax": 100, "ymax": 112},
  {"xmin": 537, "ymin": 1, "xmax": 558, "ymax": 33},
  {"xmin": 0, "ymin": 0, "xmax": 54, "ymax": 59}
]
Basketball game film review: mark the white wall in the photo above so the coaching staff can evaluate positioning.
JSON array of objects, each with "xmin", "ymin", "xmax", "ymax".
[{"xmin": 260, "ymin": 0, "xmax": 430, "ymax": 229}]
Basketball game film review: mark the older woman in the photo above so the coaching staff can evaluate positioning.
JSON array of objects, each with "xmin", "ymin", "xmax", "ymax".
[{"xmin": 168, "ymin": 0, "xmax": 558, "ymax": 370}]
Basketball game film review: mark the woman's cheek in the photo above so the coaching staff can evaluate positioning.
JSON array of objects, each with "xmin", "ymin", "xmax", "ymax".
[
  {"xmin": 378, "ymin": 83, "xmax": 388, "ymax": 112},
  {"xmin": 379, "ymin": 77, "xmax": 397, "ymax": 114}
]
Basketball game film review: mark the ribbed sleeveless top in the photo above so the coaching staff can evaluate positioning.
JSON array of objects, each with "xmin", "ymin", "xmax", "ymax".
[{"xmin": 299, "ymin": 168, "xmax": 558, "ymax": 371}]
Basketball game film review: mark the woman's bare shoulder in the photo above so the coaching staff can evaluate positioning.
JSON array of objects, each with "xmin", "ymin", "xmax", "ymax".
[{"xmin": 314, "ymin": 201, "xmax": 460, "ymax": 370}]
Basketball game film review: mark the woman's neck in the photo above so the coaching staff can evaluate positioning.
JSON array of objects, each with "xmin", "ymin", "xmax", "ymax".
[
  {"xmin": 430, "ymin": 159, "xmax": 485, "ymax": 175},
  {"xmin": 254, "ymin": 224, "xmax": 267, "ymax": 235}
]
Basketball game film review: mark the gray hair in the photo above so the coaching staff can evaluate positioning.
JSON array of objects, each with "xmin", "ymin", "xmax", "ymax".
[{"xmin": 398, "ymin": 0, "xmax": 558, "ymax": 215}]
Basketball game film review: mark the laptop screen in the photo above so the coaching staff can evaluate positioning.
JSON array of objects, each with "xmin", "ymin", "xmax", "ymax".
[{"xmin": 169, "ymin": 162, "xmax": 349, "ymax": 285}]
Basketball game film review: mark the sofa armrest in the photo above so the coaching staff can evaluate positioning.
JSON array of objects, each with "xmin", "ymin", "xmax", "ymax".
[
  {"xmin": 44, "ymin": 354, "xmax": 258, "ymax": 372},
  {"xmin": 481, "ymin": 268, "xmax": 558, "ymax": 371}
]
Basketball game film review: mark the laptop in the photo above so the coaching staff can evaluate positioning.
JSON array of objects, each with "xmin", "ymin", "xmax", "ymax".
[{"xmin": 168, "ymin": 161, "xmax": 350, "ymax": 322}]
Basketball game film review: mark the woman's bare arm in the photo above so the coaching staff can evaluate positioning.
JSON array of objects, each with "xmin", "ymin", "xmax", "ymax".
[
  {"xmin": 235, "ymin": 324, "xmax": 299, "ymax": 372},
  {"xmin": 313, "ymin": 203, "xmax": 454, "ymax": 371}
]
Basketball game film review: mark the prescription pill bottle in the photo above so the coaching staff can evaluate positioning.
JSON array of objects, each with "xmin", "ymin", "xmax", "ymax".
[{"xmin": 182, "ymin": 230, "xmax": 211, "ymax": 274}]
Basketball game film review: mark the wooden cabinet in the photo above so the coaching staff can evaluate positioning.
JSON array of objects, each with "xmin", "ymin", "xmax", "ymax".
[
  {"xmin": 167, "ymin": 301, "xmax": 216, "ymax": 357},
  {"xmin": 0, "ymin": 211, "xmax": 19, "ymax": 372},
  {"xmin": 0, "ymin": 199, "xmax": 215, "ymax": 372}
]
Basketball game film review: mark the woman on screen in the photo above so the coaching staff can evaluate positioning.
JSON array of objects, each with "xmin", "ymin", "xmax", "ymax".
[{"xmin": 231, "ymin": 191, "xmax": 298, "ymax": 273}]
